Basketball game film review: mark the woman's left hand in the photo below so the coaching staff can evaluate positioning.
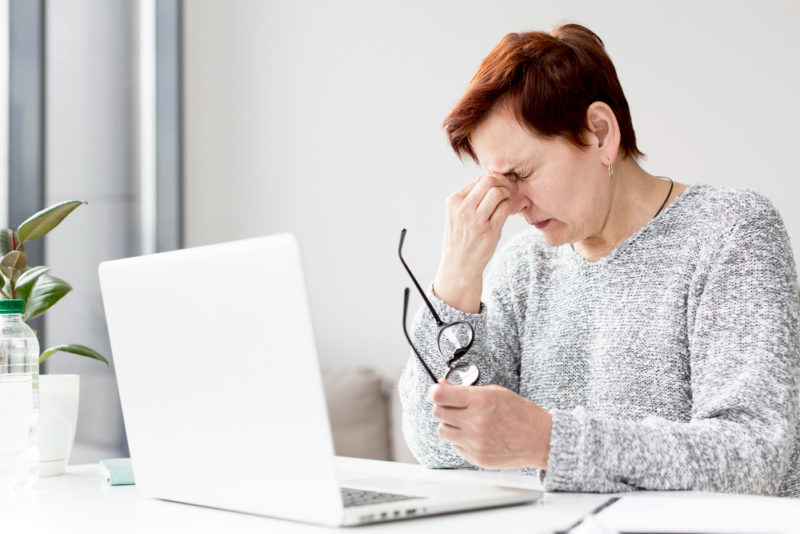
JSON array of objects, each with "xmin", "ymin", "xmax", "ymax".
[{"xmin": 429, "ymin": 380, "xmax": 552, "ymax": 470}]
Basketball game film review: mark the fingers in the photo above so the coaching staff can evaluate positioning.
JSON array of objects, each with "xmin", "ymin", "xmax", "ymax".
[
  {"xmin": 461, "ymin": 174, "xmax": 517, "ymax": 215},
  {"xmin": 443, "ymin": 175, "xmax": 518, "ymax": 246},
  {"xmin": 445, "ymin": 177, "xmax": 482, "ymax": 211},
  {"xmin": 451, "ymin": 443, "xmax": 467, "ymax": 455},
  {"xmin": 431, "ymin": 404, "xmax": 465, "ymax": 428},
  {"xmin": 428, "ymin": 381, "xmax": 472, "ymax": 408},
  {"xmin": 454, "ymin": 176, "xmax": 481, "ymax": 198},
  {"xmin": 436, "ymin": 173, "xmax": 523, "ymax": 308},
  {"xmin": 439, "ymin": 425, "xmax": 482, "ymax": 467},
  {"xmin": 475, "ymin": 186, "xmax": 512, "ymax": 223},
  {"xmin": 437, "ymin": 422, "xmax": 461, "ymax": 442}
]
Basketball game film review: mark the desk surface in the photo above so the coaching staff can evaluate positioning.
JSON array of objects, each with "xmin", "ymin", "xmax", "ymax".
[{"xmin": 5, "ymin": 458, "xmax": 800, "ymax": 534}]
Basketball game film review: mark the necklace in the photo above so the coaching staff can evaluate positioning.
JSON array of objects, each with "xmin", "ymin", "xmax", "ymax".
[
  {"xmin": 653, "ymin": 177, "xmax": 675, "ymax": 218},
  {"xmin": 569, "ymin": 177, "xmax": 675, "ymax": 256}
]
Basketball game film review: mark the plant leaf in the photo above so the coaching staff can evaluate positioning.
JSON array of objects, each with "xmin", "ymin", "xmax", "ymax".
[
  {"xmin": 23, "ymin": 273, "xmax": 72, "ymax": 321},
  {"xmin": 40, "ymin": 344, "xmax": 109, "ymax": 366},
  {"xmin": 12, "ymin": 269, "xmax": 31, "ymax": 303},
  {"xmin": 14, "ymin": 266, "xmax": 50, "ymax": 293},
  {"xmin": 16, "ymin": 200, "xmax": 86, "ymax": 244},
  {"xmin": 0, "ymin": 251, "xmax": 28, "ymax": 281},
  {"xmin": 0, "ymin": 229, "xmax": 13, "ymax": 255},
  {"xmin": 0, "ymin": 229, "xmax": 24, "ymax": 255}
]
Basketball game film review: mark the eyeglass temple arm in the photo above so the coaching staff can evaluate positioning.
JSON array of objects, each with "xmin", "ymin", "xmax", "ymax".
[
  {"xmin": 403, "ymin": 288, "xmax": 438, "ymax": 384},
  {"xmin": 398, "ymin": 228, "xmax": 444, "ymax": 326}
]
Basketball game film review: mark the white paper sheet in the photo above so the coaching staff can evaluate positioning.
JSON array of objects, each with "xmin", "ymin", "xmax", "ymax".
[{"xmin": 588, "ymin": 492, "xmax": 800, "ymax": 534}]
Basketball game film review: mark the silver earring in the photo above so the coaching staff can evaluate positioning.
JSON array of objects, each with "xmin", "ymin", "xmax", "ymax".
[{"xmin": 608, "ymin": 163, "xmax": 614, "ymax": 179}]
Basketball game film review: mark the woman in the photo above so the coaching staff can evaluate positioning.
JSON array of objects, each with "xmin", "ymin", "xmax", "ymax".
[{"xmin": 399, "ymin": 23, "xmax": 800, "ymax": 496}]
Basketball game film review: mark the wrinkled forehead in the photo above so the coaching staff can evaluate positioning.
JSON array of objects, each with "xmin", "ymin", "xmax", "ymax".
[{"xmin": 470, "ymin": 106, "xmax": 544, "ymax": 171}]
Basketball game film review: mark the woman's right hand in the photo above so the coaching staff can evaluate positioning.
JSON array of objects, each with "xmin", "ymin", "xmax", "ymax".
[{"xmin": 434, "ymin": 174, "xmax": 524, "ymax": 313}]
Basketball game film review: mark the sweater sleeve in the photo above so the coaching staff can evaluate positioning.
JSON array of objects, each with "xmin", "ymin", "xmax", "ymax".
[
  {"xmin": 543, "ymin": 198, "xmax": 800, "ymax": 494},
  {"xmin": 398, "ymin": 248, "xmax": 525, "ymax": 468}
]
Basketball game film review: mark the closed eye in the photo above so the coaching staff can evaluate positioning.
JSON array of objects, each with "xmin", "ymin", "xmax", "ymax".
[{"xmin": 507, "ymin": 171, "xmax": 533, "ymax": 182}]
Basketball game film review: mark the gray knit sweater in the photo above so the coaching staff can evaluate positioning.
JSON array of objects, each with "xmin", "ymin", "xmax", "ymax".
[{"xmin": 399, "ymin": 184, "xmax": 800, "ymax": 496}]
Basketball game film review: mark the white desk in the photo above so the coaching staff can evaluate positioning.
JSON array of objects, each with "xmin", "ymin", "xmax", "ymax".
[{"xmin": 5, "ymin": 458, "xmax": 800, "ymax": 534}]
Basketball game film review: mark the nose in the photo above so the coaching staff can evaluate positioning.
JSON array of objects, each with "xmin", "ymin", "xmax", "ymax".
[{"xmin": 509, "ymin": 189, "xmax": 532, "ymax": 214}]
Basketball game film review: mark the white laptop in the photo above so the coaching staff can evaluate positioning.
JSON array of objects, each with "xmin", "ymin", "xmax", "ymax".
[{"xmin": 98, "ymin": 234, "xmax": 541, "ymax": 526}]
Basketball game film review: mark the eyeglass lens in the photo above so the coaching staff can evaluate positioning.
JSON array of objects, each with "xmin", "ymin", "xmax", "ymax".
[
  {"xmin": 437, "ymin": 322, "xmax": 474, "ymax": 365},
  {"xmin": 444, "ymin": 361, "xmax": 480, "ymax": 386}
]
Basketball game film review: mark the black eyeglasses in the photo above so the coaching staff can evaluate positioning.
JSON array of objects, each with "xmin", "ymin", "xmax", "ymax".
[{"xmin": 399, "ymin": 229, "xmax": 479, "ymax": 386}]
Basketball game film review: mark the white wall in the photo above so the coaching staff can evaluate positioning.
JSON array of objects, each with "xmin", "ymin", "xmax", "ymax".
[{"xmin": 183, "ymin": 0, "xmax": 800, "ymax": 378}]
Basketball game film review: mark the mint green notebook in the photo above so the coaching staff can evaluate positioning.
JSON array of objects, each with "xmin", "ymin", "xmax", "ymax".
[{"xmin": 98, "ymin": 458, "xmax": 135, "ymax": 486}]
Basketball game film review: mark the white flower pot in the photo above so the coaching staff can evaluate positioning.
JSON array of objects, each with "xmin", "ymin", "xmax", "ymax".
[{"xmin": 37, "ymin": 374, "xmax": 80, "ymax": 477}]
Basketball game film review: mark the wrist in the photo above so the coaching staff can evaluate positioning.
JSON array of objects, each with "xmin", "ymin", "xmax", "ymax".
[
  {"xmin": 523, "ymin": 403, "xmax": 552, "ymax": 470},
  {"xmin": 535, "ymin": 411, "xmax": 553, "ymax": 470},
  {"xmin": 432, "ymin": 275, "xmax": 482, "ymax": 314}
]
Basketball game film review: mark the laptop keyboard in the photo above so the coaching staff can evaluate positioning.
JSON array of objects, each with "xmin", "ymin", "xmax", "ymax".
[{"xmin": 340, "ymin": 487, "xmax": 422, "ymax": 508}]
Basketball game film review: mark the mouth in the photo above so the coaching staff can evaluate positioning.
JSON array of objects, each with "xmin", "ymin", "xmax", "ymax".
[{"xmin": 532, "ymin": 219, "xmax": 551, "ymax": 229}]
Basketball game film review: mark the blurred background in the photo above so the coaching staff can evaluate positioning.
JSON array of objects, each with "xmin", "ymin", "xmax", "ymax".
[{"xmin": 1, "ymin": 0, "xmax": 798, "ymax": 463}]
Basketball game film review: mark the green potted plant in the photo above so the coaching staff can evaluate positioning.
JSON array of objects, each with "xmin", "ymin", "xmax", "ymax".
[{"xmin": 1, "ymin": 199, "xmax": 108, "ymax": 476}]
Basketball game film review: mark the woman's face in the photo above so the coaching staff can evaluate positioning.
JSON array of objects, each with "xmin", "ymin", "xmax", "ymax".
[{"xmin": 470, "ymin": 105, "xmax": 610, "ymax": 247}]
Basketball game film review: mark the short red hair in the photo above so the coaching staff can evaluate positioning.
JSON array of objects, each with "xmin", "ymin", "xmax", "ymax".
[{"xmin": 443, "ymin": 24, "xmax": 644, "ymax": 162}]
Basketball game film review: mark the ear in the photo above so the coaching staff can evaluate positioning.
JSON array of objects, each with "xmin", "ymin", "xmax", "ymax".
[{"xmin": 585, "ymin": 102, "xmax": 620, "ymax": 166}]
